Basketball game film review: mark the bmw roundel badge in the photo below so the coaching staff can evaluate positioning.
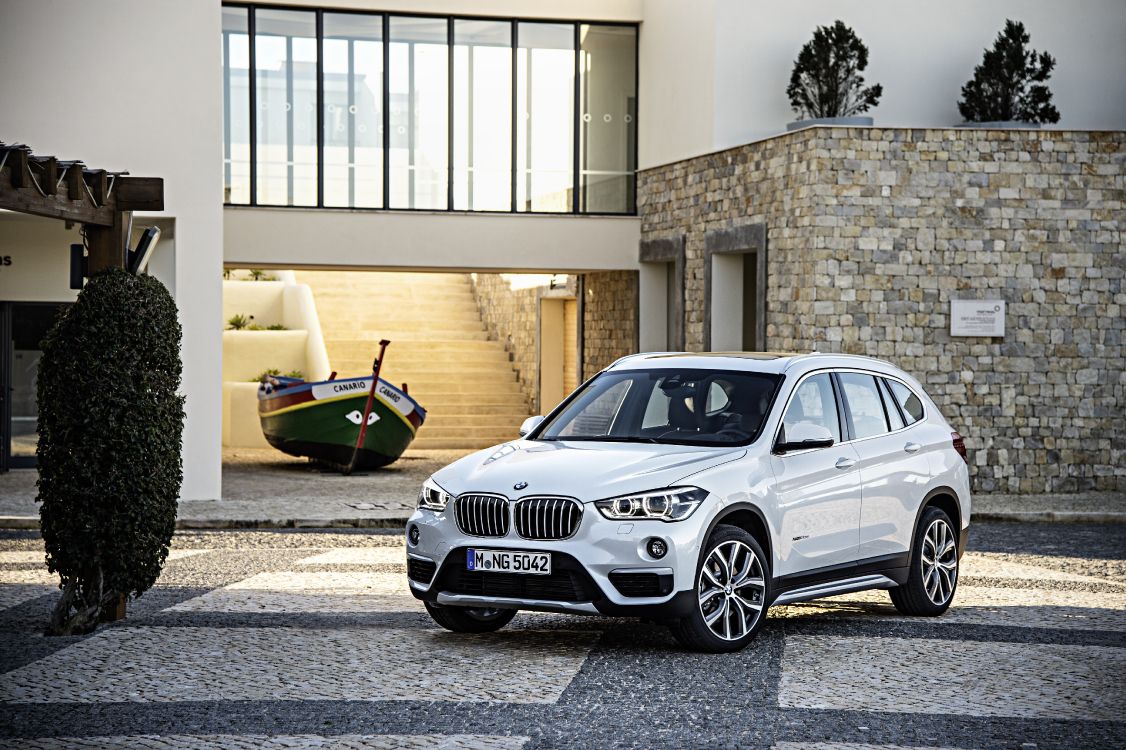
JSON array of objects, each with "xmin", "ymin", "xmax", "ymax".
[{"xmin": 514, "ymin": 481, "xmax": 528, "ymax": 490}]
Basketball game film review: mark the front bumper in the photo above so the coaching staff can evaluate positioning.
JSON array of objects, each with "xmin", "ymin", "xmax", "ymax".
[{"xmin": 404, "ymin": 500, "xmax": 711, "ymax": 620}]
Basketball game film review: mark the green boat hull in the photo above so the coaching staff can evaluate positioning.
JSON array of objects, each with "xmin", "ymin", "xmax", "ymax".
[{"xmin": 260, "ymin": 392, "xmax": 416, "ymax": 469}]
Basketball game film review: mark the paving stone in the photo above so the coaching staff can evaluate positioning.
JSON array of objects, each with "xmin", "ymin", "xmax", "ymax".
[
  {"xmin": 775, "ymin": 585, "xmax": 1126, "ymax": 632},
  {"xmin": 168, "ymin": 571, "xmax": 418, "ymax": 613},
  {"xmin": 773, "ymin": 744, "xmax": 967, "ymax": 750},
  {"xmin": 0, "ymin": 626, "xmax": 597, "ymax": 704},
  {"xmin": 296, "ymin": 548, "xmax": 406, "ymax": 566},
  {"xmin": 0, "ymin": 735, "xmax": 528, "ymax": 750},
  {"xmin": 0, "ymin": 584, "xmax": 55, "ymax": 611},
  {"xmin": 779, "ymin": 636, "xmax": 1126, "ymax": 720},
  {"xmin": 962, "ymin": 551, "xmax": 1126, "ymax": 585}
]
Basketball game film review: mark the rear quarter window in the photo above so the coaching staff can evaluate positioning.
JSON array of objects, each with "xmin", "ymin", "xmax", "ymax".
[{"xmin": 886, "ymin": 379, "xmax": 924, "ymax": 425}]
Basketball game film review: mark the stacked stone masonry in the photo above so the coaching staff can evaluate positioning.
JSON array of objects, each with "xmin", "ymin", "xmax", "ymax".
[
  {"xmin": 638, "ymin": 127, "xmax": 1124, "ymax": 493},
  {"xmin": 472, "ymin": 272, "xmax": 638, "ymax": 413}
]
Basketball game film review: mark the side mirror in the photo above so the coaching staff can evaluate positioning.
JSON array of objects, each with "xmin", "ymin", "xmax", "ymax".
[
  {"xmin": 519, "ymin": 415, "xmax": 545, "ymax": 437},
  {"xmin": 775, "ymin": 422, "xmax": 835, "ymax": 454}
]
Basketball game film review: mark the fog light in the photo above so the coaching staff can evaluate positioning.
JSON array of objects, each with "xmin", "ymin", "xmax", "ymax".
[
  {"xmin": 646, "ymin": 537, "xmax": 668, "ymax": 559},
  {"xmin": 408, "ymin": 525, "xmax": 420, "ymax": 545}
]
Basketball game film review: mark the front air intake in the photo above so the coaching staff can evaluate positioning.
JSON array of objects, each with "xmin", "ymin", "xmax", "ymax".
[
  {"xmin": 454, "ymin": 494, "xmax": 510, "ymax": 537},
  {"xmin": 513, "ymin": 496, "xmax": 583, "ymax": 540}
]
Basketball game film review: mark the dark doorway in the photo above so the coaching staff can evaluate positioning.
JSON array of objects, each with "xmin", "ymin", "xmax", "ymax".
[{"xmin": 1, "ymin": 302, "xmax": 69, "ymax": 471}]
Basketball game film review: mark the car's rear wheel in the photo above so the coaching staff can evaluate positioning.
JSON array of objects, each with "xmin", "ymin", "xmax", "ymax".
[
  {"xmin": 670, "ymin": 525, "xmax": 770, "ymax": 653},
  {"xmin": 424, "ymin": 602, "xmax": 517, "ymax": 633},
  {"xmin": 889, "ymin": 506, "xmax": 959, "ymax": 616}
]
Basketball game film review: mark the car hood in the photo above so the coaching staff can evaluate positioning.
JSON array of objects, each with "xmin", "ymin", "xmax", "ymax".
[{"xmin": 432, "ymin": 439, "xmax": 746, "ymax": 502}]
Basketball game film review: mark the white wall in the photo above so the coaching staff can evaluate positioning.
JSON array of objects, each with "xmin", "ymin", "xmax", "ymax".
[
  {"xmin": 638, "ymin": 0, "xmax": 718, "ymax": 169},
  {"xmin": 225, "ymin": 209, "xmax": 640, "ymax": 273},
  {"xmin": 642, "ymin": 0, "xmax": 1126, "ymax": 168},
  {"xmin": 0, "ymin": 0, "xmax": 224, "ymax": 500},
  {"xmin": 264, "ymin": 0, "xmax": 642, "ymax": 20}
]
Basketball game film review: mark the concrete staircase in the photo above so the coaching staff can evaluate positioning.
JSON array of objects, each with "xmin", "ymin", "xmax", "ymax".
[{"xmin": 295, "ymin": 271, "xmax": 530, "ymax": 450}]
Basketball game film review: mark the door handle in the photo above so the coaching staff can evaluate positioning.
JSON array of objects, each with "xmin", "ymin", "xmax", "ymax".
[
  {"xmin": 834, "ymin": 456, "xmax": 857, "ymax": 470},
  {"xmin": 904, "ymin": 442, "xmax": 922, "ymax": 454}
]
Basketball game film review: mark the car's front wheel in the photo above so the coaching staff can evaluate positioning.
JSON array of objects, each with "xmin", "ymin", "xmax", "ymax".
[
  {"xmin": 669, "ymin": 525, "xmax": 770, "ymax": 653},
  {"xmin": 424, "ymin": 602, "xmax": 517, "ymax": 633},
  {"xmin": 889, "ymin": 506, "xmax": 959, "ymax": 616}
]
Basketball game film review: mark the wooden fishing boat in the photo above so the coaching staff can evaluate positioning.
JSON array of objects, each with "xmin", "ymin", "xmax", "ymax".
[{"xmin": 257, "ymin": 373, "xmax": 426, "ymax": 469}]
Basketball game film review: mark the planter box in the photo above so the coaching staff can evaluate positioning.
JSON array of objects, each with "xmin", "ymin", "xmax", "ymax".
[
  {"xmin": 787, "ymin": 116, "xmax": 874, "ymax": 131},
  {"xmin": 960, "ymin": 121, "xmax": 1041, "ymax": 129}
]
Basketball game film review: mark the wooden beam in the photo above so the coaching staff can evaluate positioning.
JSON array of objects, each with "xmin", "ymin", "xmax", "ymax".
[
  {"xmin": 85, "ymin": 169, "xmax": 108, "ymax": 205},
  {"xmin": 85, "ymin": 209, "xmax": 131, "ymax": 272},
  {"xmin": 8, "ymin": 149, "xmax": 28, "ymax": 188},
  {"xmin": 64, "ymin": 163, "xmax": 85, "ymax": 201},
  {"xmin": 30, "ymin": 156, "xmax": 58, "ymax": 195},
  {"xmin": 0, "ymin": 147, "xmax": 162, "ymax": 230},
  {"xmin": 115, "ymin": 176, "xmax": 164, "ymax": 211},
  {"xmin": 0, "ymin": 181, "xmax": 114, "ymax": 224}
]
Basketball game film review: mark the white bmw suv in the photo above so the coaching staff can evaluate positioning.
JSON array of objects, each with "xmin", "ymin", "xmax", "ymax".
[{"xmin": 406, "ymin": 352, "xmax": 970, "ymax": 652}]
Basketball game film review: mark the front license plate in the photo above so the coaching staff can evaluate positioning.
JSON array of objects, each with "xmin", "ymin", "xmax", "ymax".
[{"xmin": 467, "ymin": 548, "xmax": 551, "ymax": 575}]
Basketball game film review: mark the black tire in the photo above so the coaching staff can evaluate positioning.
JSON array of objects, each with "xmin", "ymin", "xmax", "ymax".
[
  {"xmin": 889, "ymin": 506, "xmax": 959, "ymax": 616},
  {"xmin": 424, "ymin": 602, "xmax": 517, "ymax": 633},
  {"xmin": 669, "ymin": 525, "xmax": 771, "ymax": 653}
]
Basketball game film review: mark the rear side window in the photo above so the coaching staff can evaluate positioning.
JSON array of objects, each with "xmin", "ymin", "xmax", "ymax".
[
  {"xmin": 781, "ymin": 373, "xmax": 841, "ymax": 443},
  {"xmin": 878, "ymin": 378, "xmax": 906, "ymax": 431},
  {"xmin": 837, "ymin": 372, "xmax": 889, "ymax": 439},
  {"xmin": 886, "ymin": 379, "xmax": 924, "ymax": 425}
]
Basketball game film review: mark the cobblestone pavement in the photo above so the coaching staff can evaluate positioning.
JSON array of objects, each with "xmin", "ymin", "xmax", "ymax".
[{"xmin": 0, "ymin": 523, "xmax": 1123, "ymax": 749}]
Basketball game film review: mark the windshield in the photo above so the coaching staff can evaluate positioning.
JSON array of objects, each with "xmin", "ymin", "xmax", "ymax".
[{"xmin": 536, "ymin": 368, "xmax": 783, "ymax": 446}]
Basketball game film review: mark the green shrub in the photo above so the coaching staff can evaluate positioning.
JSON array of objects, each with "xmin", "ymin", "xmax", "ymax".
[
  {"xmin": 37, "ymin": 269, "xmax": 184, "ymax": 635},
  {"xmin": 251, "ymin": 368, "xmax": 304, "ymax": 382},
  {"xmin": 958, "ymin": 20, "xmax": 1059, "ymax": 124},
  {"xmin": 266, "ymin": 324, "xmax": 288, "ymax": 331},
  {"xmin": 787, "ymin": 20, "xmax": 882, "ymax": 120},
  {"xmin": 227, "ymin": 314, "xmax": 249, "ymax": 330}
]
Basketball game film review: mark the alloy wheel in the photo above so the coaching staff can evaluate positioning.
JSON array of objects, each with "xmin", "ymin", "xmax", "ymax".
[
  {"xmin": 921, "ymin": 518, "xmax": 958, "ymax": 605},
  {"xmin": 697, "ymin": 539, "xmax": 766, "ymax": 641}
]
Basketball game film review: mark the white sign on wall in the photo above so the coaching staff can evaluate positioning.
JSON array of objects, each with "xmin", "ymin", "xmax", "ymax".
[{"xmin": 950, "ymin": 299, "xmax": 1005, "ymax": 337}]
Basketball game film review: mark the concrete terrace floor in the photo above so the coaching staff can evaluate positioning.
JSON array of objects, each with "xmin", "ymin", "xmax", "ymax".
[
  {"xmin": 0, "ymin": 448, "xmax": 1123, "ymax": 527},
  {"xmin": 1, "ymin": 523, "xmax": 1125, "ymax": 748},
  {"xmin": 0, "ymin": 448, "xmax": 471, "ymax": 527}
]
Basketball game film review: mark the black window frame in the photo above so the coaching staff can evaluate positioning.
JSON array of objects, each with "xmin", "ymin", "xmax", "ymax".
[
  {"xmin": 221, "ymin": 3, "xmax": 639, "ymax": 216},
  {"xmin": 834, "ymin": 371, "xmax": 892, "ymax": 441}
]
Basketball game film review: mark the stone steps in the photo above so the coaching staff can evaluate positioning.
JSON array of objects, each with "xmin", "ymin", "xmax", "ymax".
[{"xmin": 297, "ymin": 270, "xmax": 530, "ymax": 449}]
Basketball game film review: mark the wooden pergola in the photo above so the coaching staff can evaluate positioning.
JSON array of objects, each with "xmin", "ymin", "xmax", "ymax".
[{"xmin": 0, "ymin": 142, "xmax": 164, "ymax": 274}]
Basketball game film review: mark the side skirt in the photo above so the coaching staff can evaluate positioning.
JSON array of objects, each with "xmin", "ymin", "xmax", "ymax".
[
  {"xmin": 769, "ymin": 552, "xmax": 910, "ymax": 606},
  {"xmin": 771, "ymin": 573, "xmax": 897, "ymax": 606}
]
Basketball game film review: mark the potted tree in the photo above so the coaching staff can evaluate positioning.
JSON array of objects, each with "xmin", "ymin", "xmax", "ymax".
[
  {"xmin": 786, "ymin": 20, "xmax": 883, "ymax": 131},
  {"xmin": 958, "ymin": 20, "xmax": 1060, "ymax": 128}
]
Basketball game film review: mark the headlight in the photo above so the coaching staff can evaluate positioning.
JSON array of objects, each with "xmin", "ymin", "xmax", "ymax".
[
  {"xmin": 417, "ymin": 477, "xmax": 453, "ymax": 511},
  {"xmin": 594, "ymin": 487, "xmax": 707, "ymax": 522}
]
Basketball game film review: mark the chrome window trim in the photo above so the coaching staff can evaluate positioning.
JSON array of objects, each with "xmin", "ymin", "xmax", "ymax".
[{"xmin": 771, "ymin": 367, "xmax": 928, "ymax": 456}]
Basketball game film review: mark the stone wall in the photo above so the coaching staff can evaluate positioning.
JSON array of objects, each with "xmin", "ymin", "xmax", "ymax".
[
  {"xmin": 471, "ymin": 274, "xmax": 555, "ymax": 411},
  {"xmin": 638, "ymin": 127, "xmax": 1124, "ymax": 493},
  {"xmin": 582, "ymin": 271, "xmax": 639, "ymax": 380},
  {"xmin": 471, "ymin": 272, "xmax": 639, "ymax": 411}
]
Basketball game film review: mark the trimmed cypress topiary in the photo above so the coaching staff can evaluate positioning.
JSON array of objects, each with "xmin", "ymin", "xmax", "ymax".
[
  {"xmin": 37, "ymin": 268, "xmax": 184, "ymax": 635},
  {"xmin": 959, "ymin": 20, "xmax": 1060, "ymax": 124},
  {"xmin": 787, "ymin": 20, "xmax": 882, "ymax": 120}
]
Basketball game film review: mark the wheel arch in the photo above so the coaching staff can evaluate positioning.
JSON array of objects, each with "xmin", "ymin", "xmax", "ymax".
[
  {"xmin": 702, "ymin": 502, "xmax": 775, "ymax": 575},
  {"xmin": 914, "ymin": 486, "xmax": 963, "ymax": 557}
]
